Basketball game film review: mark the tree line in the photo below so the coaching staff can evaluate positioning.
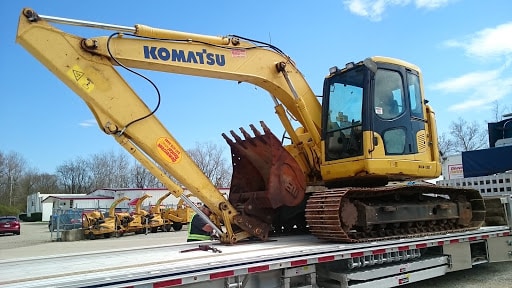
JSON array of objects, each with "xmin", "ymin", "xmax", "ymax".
[{"xmin": 0, "ymin": 142, "xmax": 232, "ymax": 213}]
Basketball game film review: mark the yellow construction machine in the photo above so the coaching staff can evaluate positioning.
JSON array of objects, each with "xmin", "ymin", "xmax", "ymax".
[
  {"xmin": 82, "ymin": 196, "xmax": 130, "ymax": 240},
  {"xmin": 120, "ymin": 194, "xmax": 155, "ymax": 234},
  {"xmin": 148, "ymin": 191, "xmax": 193, "ymax": 232},
  {"xmin": 16, "ymin": 8, "xmax": 486, "ymax": 244},
  {"xmin": 161, "ymin": 194, "xmax": 194, "ymax": 231},
  {"xmin": 148, "ymin": 191, "xmax": 172, "ymax": 232}
]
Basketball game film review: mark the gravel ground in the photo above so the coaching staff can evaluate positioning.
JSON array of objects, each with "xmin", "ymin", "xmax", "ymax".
[{"xmin": 1, "ymin": 222, "xmax": 511, "ymax": 287}]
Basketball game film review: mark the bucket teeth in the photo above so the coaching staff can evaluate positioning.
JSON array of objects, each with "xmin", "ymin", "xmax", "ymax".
[
  {"xmin": 221, "ymin": 133, "xmax": 234, "ymax": 145},
  {"xmin": 229, "ymin": 130, "xmax": 245, "ymax": 148},
  {"xmin": 223, "ymin": 122, "xmax": 270, "ymax": 148},
  {"xmin": 249, "ymin": 124, "xmax": 262, "ymax": 137}
]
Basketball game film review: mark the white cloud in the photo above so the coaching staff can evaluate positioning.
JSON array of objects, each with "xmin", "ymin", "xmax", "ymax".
[
  {"xmin": 79, "ymin": 119, "xmax": 97, "ymax": 127},
  {"xmin": 431, "ymin": 69, "xmax": 501, "ymax": 93},
  {"xmin": 436, "ymin": 23, "xmax": 512, "ymax": 112},
  {"xmin": 444, "ymin": 22, "xmax": 512, "ymax": 59},
  {"xmin": 415, "ymin": 0, "xmax": 452, "ymax": 9},
  {"xmin": 343, "ymin": 0, "xmax": 455, "ymax": 21},
  {"xmin": 431, "ymin": 66, "xmax": 512, "ymax": 111}
]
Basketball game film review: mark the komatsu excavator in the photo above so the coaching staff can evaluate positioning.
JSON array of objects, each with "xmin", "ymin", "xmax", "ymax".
[{"xmin": 16, "ymin": 8, "xmax": 486, "ymax": 244}]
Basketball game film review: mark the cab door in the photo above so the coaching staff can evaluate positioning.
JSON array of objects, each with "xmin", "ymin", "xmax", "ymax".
[{"xmin": 371, "ymin": 65, "xmax": 424, "ymax": 156}]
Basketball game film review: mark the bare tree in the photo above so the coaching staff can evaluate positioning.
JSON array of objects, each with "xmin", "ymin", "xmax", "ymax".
[
  {"xmin": 491, "ymin": 101, "xmax": 511, "ymax": 122},
  {"xmin": 15, "ymin": 169, "xmax": 61, "ymax": 210},
  {"xmin": 0, "ymin": 151, "xmax": 27, "ymax": 206},
  {"xmin": 437, "ymin": 132, "xmax": 456, "ymax": 159},
  {"xmin": 131, "ymin": 162, "xmax": 163, "ymax": 188},
  {"xmin": 56, "ymin": 157, "xmax": 92, "ymax": 194},
  {"xmin": 448, "ymin": 117, "xmax": 488, "ymax": 152},
  {"xmin": 187, "ymin": 142, "xmax": 232, "ymax": 187},
  {"xmin": 88, "ymin": 151, "xmax": 132, "ymax": 189}
]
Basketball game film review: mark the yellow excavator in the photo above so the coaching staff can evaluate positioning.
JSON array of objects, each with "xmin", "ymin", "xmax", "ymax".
[{"xmin": 16, "ymin": 8, "xmax": 486, "ymax": 244}]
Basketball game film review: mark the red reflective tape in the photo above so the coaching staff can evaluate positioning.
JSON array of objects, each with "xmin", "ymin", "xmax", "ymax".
[
  {"xmin": 482, "ymin": 234, "xmax": 489, "ymax": 239},
  {"xmin": 248, "ymin": 265, "xmax": 269, "ymax": 273},
  {"xmin": 416, "ymin": 243, "xmax": 427, "ymax": 249},
  {"xmin": 503, "ymin": 231, "xmax": 510, "ymax": 236},
  {"xmin": 437, "ymin": 241, "xmax": 445, "ymax": 246},
  {"xmin": 153, "ymin": 279, "xmax": 182, "ymax": 288},
  {"xmin": 398, "ymin": 246, "xmax": 409, "ymax": 251},
  {"xmin": 291, "ymin": 260, "xmax": 308, "ymax": 267},
  {"xmin": 351, "ymin": 252, "xmax": 364, "ymax": 258},
  {"xmin": 318, "ymin": 256, "xmax": 335, "ymax": 262},
  {"xmin": 450, "ymin": 239, "xmax": 459, "ymax": 244},
  {"xmin": 468, "ymin": 236, "xmax": 477, "ymax": 241},
  {"xmin": 372, "ymin": 249, "xmax": 386, "ymax": 255},
  {"xmin": 210, "ymin": 270, "xmax": 235, "ymax": 280}
]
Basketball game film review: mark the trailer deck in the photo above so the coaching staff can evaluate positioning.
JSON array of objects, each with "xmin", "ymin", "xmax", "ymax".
[{"xmin": 1, "ymin": 226, "xmax": 510, "ymax": 288}]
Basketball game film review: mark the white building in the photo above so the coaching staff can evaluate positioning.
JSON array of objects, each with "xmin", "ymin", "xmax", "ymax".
[{"xmin": 27, "ymin": 187, "xmax": 230, "ymax": 221}]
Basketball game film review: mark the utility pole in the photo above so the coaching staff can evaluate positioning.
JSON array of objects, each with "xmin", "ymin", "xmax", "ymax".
[{"xmin": 9, "ymin": 175, "xmax": 13, "ymax": 206}]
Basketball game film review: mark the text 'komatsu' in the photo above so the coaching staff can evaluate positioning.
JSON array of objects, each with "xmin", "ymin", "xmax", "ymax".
[{"xmin": 143, "ymin": 46, "xmax": 226, "ymax": 66}]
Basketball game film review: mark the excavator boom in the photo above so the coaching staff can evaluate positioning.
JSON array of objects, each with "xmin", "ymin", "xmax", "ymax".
[{"xmin": 16, "ymin": 8, "xmax": 315, "ymax": 243}]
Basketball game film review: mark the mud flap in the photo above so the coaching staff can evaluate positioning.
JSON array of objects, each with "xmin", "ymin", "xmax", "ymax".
[{"xmin": 222, "ymin": 121, "xmax": 306, "ymax": 224}]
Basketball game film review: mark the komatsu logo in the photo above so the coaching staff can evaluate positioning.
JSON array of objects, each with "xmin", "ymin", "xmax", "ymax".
[{"xmin": 143, "ymin": 46, "xmax": 226, "ymax": 66}]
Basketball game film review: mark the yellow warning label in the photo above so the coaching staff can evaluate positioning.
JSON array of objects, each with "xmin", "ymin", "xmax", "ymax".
[
  {"xmin": 156, "ymin": 137, "xmax": 182, "ymax": 163},
  {"xmin": 67, "ymin": 65, "xmax": 94, "ymax": 92}
]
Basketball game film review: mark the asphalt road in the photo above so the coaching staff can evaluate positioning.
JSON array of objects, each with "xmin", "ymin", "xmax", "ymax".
[{"xmin": 1, "ymin": 222, "xmax": 511, "ymax": 287}]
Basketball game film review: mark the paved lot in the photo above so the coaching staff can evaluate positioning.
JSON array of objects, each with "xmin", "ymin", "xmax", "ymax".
[
  {"xmin": 0, "ymin": 221, "xmax": 188, "ymax": 260},
  {"xmin": 0, "ymin": 222, "xmax": 511, "ymax": 287}
]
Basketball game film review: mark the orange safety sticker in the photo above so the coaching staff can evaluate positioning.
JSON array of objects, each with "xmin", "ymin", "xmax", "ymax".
[
  {"xmin": 67, "ymin": 65, "xmax": 94, "ymax": 92},
  {"xmin": 156, "ymin": 137, "xmax": 182, "ymax": 163}
]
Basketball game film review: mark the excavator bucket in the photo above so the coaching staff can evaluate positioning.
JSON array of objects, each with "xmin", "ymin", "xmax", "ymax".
[{"xmin": 222, "ymin": 121, "xmax": 306, "ymax": 224}]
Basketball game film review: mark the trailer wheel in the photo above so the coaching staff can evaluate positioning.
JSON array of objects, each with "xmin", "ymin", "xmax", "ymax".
[
  {"xmin": 164, "ymin": 224, "xmax": 172, "ymax": 232},
  {"xmin": 172, "ymin": 223, "xmax": 183, "ymax": 231},
  {"xmin": 88, "ymin": 232, "xmax": 96, "ymax": 240},
  {"xmin": 104, "ymin": 233, "xmax": 112, "ymax": 238}
]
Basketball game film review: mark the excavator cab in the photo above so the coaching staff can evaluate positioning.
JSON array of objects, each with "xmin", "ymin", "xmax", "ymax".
[{"xmin": 321, "ymin": 57, "xmax": 441, "ymax": 187}]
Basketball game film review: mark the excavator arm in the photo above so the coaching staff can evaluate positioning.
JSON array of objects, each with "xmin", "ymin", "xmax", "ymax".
[{"xmin": 16, "ymin": 8, "xmax": 323, "ymax": 243}]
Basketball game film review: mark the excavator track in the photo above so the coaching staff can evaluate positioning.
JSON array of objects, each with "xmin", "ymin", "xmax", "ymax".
[{"xmin": 305, "ymin": 185, "xmax": 486, "ymax": 243}]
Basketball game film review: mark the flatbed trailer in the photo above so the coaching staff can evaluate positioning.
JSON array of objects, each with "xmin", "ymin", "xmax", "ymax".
[{"xmin": 1, "ymin": 225, "xmax": 511, "ymax": 288}]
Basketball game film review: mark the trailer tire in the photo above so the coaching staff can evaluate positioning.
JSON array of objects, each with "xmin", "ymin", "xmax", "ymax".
[{"xmin": 88, "ymin": 232, "xmax": 96, "ymax": 240}]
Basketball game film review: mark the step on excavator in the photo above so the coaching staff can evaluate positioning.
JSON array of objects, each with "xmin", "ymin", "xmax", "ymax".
[{"xmin": 17, "ymin": 8, "xmax": 486, "ymax": 244}]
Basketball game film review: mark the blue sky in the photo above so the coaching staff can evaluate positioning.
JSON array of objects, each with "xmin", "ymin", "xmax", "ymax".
[{"xmin": 1, "ymin": 0, "xmax": 511, "ymax": 173}]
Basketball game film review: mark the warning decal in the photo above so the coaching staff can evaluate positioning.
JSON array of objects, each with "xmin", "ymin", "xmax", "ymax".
[
  {"xmin": 157, "ymin": 137, "xmax": 182, "ymax": 163},
  {"xmin": 66, "ymin": 65, "xmax": 94, "ymax": 92}
]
